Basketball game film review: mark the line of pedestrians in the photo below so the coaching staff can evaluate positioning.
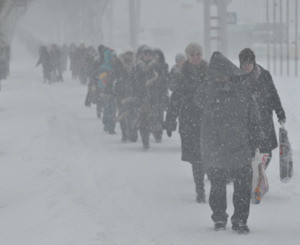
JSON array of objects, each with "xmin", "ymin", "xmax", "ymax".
[{"xmin": 35, "ymin": 41, "xmax": 286, "ymax": 234}]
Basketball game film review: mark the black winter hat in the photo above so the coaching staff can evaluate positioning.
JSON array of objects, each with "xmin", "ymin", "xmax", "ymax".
[
  {"xmin": 98, "ymin": 45, "xmax": 106, "ymax": 55},
  {"xmin": 239, "ymin": 48, "xmax": 256, "ymax": 64}
]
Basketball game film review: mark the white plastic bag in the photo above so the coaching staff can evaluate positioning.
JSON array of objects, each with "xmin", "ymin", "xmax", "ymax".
[{"xmin": 251, "ymin": 149, "xmax": 270, "ymax": 204}]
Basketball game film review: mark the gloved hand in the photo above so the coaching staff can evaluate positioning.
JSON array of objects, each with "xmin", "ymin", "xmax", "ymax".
[
  {"xmin": 166, "ymin": 130, "xmax": 172, "ymax": 137},
  {"xmin": 279, "ymin": 118, "xmax": 286, "ymax": 126},
  {"xmin": 122, "ymin": 96, "xmax": 135, "ymax": 105},
  {"xmin": 84, "ymin": 100, "xmax": 91, "ymax": 107}
]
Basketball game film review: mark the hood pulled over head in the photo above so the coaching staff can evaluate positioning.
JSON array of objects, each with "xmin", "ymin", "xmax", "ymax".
[{"xmin": 207, "ymin": 52, "xmax": 246, "ymax": 78}]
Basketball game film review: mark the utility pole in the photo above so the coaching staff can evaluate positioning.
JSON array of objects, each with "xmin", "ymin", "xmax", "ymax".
[
  {"xmin": 217, "ymin": 0, "xmax": 228, "ymax": 56},
  {"xmin": 204, "ymin": 0, "xmax": 211, "ymax": 58},
  {"xmin": 273, "ymin": 0, "xmax": 277, "ymax": 75},
  {"xmin": 203, "ymin": 0, "xmax": 229, "ymax": 58},
  {"xmin": 129, "ymin": 0, "xmax": 138, "ymax": 49},
  {"xmin": 287, "ymin": 0, "xmax": 290, "ymax": 76},
  {"xmin": 267, "ymin": 0, "xmax": 270, "ymax": 71},
  {"xmin": 108, "ymin": 0, "xmax": 113, "ymax": 46},
  {"xmin": 295, "ymin": 0, "xmax": 298, "ymax": 76}
]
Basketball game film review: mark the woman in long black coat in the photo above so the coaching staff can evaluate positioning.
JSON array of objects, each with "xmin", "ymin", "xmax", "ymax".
[
  {"xmin": 164, "ymin": 42, "xmax": 207, "ymax": 203},
  {"xmin": 150, "ymin": 49, "xmax": 169, "ymax": 143}
]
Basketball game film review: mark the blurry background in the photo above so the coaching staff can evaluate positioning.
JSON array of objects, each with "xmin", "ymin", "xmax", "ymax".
[{"xmin": 1, "ymin": 0, "xmax": 299, "ymax": 75}]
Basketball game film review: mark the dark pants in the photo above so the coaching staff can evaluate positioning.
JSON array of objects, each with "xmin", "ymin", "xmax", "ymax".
[
  {"xmin": 96, "ymin": 100, "xmax": 102, "ymax": 118},
  {"xmin": 119, "ymin": 107, "xmax": 138, "ymax": 142},
  {"xmin": 150, "ymin": 105, "xmax": 164, "ymax": 143},
  {"xmin": 207, "ymin": 164, "xmax": 252, "ymax": 224},
  {"xmin": 139, "ymin": 111, "xmax": 150, "ymax": 147},
  {"xmin": 102, "ymin": 97, "xmax": 116, "ymax": 133},
  {"xmin": 191, "ymin": 162, "xmax": 205, "ymax": 195}
]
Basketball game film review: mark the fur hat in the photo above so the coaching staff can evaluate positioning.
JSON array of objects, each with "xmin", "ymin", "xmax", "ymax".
[
  {"xmin": 239, "ymin": 48, "xmax": 256, "ymax": 64},
  {"xmin": 122, "ymin": 47, "xmax": 134, "ymax": 55},
  {"xmin": 185, "ymin": 42, "xmax": 203, "ymax": 57},
  {"xmin": 175, "ymin": 53, "xmax": 186, "ymax": 63},
  {"xmin": 142, "ymin": 45, "xmax": 153, "ymax": 54}
]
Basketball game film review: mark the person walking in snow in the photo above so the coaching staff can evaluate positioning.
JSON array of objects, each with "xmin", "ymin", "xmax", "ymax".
[
  {"xmin": 49, "ymin": 44, "xmax": 63, "ymax": 82},
  {"xmin": 169, "ymin": 53, "xmax": 186, "ymax": 91},
  {"xmin": 36, "ymin": 45, "xmax": 52, "ymax": 84},
  {"xmin": 194, "ymin": 51, "xmax": 262, "ymax": 234},
  {"xmin": 0, "ymin": 37, "xmax": 7, "ymax": 90},
  {"xmin": 130, "ymin": 45, "xmax": 157, "ymax": 150},
  {"xmin": 84, "ymin": 46, "xmax": 98, "ymax": 107},
  {"xmin": 98, "ymin": 47, "xmax": 118, "ymax": 134},
  {"xmin": 60, "ymin": 43, "xmax": 69, "ymax": 74},
  {"xmin": 164, "ymin": 43, "xmax": 207, "ymax": 203},
  {"xmin": 239, "ymin": 48, "xmax": 286, "ymax": 168},
  {"xmin": 69, "ymin": 43, "xmax": 78, "ymax": 80},
  {"xmin": 149, "ymin": 48, "xmax": 170, "ymax": 143},
  {"xmin": 84, "ymin": 45, "xmax": 109, "ymax": 120},
  {"xmin": 114, "ymin": 48, "xmax": 138, "ymax": 143},
  {"xmin": 75, "ymin": 43, "xmax": 89, "ymax": 85}
]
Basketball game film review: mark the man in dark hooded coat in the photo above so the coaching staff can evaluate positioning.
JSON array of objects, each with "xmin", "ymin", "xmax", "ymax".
[
  {"xmin": 194, "ymin": 52, "xmax": 262, "ymax": 234},
  {"xmin": 239, "ymin": 48, "xmax": 286, "ymax": 168}
]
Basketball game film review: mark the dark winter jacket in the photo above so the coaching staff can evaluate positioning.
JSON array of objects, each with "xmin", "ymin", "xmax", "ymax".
[
  {"xmin": 249, "ymin": 65, "xmax": 286, "ymax": 152},
  {"xmin": 169, "ymin": 64, "xmax": 182, "ymax": 91},
  {"xmin": 49, "ymin": 46, "xmax": 62, "ymax": 73},
  {"xmin": 36, "ymin": 46, "xmax": 52, "ymax": 79},
  {"xmin": 98, "ymin": 49, "xmax": 117, "ymax": 94},
  {"xmin": 165, "ymin": 60, "xmax": 207, "ymax": 163},
  {"xmin": 150, "ymin": 61, "xmax": 169, "ymax": 110},
  {"xmin": 194, "ymin": 52, "xmax": 261, "ymax": 171},
  {"xmin": 130, "ymin": 59, "xmax": 157, "ymax": 106},
  {"xmin": 114, "ymin": 54, "xmax": 135, "ymax": 105},
  {"xmin": 68, "ymin": 44, "xmax": 77, "ymax": 72}
]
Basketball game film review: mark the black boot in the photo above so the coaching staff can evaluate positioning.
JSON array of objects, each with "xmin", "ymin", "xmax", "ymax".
[
  {"xmin": 196, "ymin": 192, "xmax": 206, "ymax": 204},
  {"xmin": 232, "ymin": 222, "xmax": 250, "ymax": 234},
  {"xmin": 214, "ymin": 221, "xmax": 227, "ymax": 231}
]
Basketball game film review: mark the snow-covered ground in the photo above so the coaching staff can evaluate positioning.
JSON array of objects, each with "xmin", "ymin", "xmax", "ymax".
[{"xmin": 0, "ymin": 48, "xmax": 299, "ymax": 245}]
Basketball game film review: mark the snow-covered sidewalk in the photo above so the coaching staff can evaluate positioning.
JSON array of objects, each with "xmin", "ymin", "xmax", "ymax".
[{"xmin": 0, "ymin": 58, "xmax": 299, "ymax": 245}]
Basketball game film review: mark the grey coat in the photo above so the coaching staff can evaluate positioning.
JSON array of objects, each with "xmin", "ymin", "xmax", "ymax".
[
  {"xmin": 195, "ymin": 52, "xmax": 261, "ymax": 171},
  {"xmin": 165, "ymin": 60, "xmax": 207, "ymax": 163}
]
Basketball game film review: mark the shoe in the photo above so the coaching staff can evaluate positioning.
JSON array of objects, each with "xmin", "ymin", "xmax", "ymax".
[
  {"xmin": 108, "ymin": 130, "xmax": 116, "ymax": 135},
  {"xmin": 214, "ymin": 221, "xmax": 226, "ymax": 231},
  {"xmin": 196, "ymin": 193, "xmax": 206, "ymax": 204},
  {"xmin": 237, "ymin": 224, "xmax": 250, "ymax": 234},
  {"xmin": 232, "ymin": 222, "xmax": 250, "ymax": 234},
  {"xmin": 232, "ymin": 222, "xmax": 239, "ymax": 231},
  {"xmin": 85, "ymin": 101, "xmax": 91, "ymax": 107},
  {"xmin": 143, "ymin": 143, "xmax": 150, "ymax": 151},
  {"xmin": 154, "ymin": 135, "xmax": 162, "ymax": 143},
  {"xmin": 128, "ymin": 137, "xmax": 138, "ymax": 143}
]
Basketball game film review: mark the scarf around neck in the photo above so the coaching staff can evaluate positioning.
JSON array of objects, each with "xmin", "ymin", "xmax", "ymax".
[{"xmin": 249, "ymin": 64, "xmax": 262, "ymax": 83}]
